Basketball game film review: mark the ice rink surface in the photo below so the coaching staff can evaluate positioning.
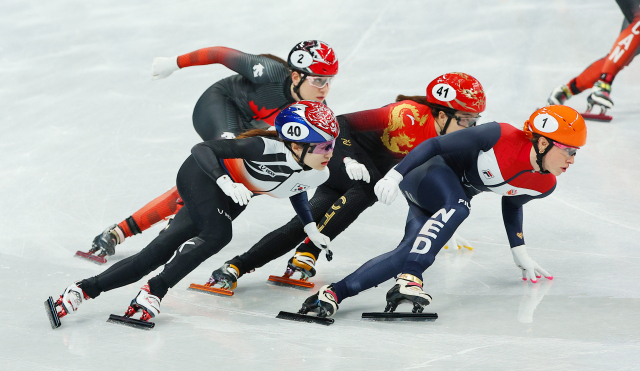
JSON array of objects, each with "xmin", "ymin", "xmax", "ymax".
[{"xmin": 2, "ymin": 0, "xmax": 640, "ymax": 369}]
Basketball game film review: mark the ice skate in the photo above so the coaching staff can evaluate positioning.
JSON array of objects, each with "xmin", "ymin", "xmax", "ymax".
[
  {"xmin": 299, "ymin": 285, "xmax": 339, "ymax": 317},
  {"xmin": 384, "ymin": 274, "xmax": 432, "ymax": 314},
  {"xmin": 583, "ymin": 80, "xmax": 613, "ymax": 122},
  {"xmin": 276, "ymin": 285, "xmax": 338, "ymax": 325},
  {"xmin": 188, "ymin": 263, "xmax": 239, "ymax": 297},
  {"xmin": 267, "ymin": 251, "xmax": 316, "ymax": 290},
  {"xmin": 107, "ymin": 284, "xmax": 159, "ymax": 330},
  {"xmin": 547, "ymin": 84, "xmax": 573, "ymax": 105},
  {"xmin": 44, "ymin": 283, "xmax": 90, "ymax": 329},
  {"xmin": 75, "ymin": 224, "xmax": 125, "ymax": 264}
]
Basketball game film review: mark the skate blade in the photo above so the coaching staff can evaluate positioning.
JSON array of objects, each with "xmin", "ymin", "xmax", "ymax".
[
  {"xmin": 74, "ymin": 251, "xmax": 107, "ymax": 264},
  {"xmin": 44, "ymin": 297, "xmax": 61, "ymax": 329},
  {"xmin": 276, "ymin": 311, "xmax": 334, "ymax": 326},
  {"xmin": 187, "ymin": 283, "xmax": 234, "ymax": 297},
  {"xmin": 361, "ymin": 312, "xmax": 438, "ymax": 322},
  {"xmin": 107, "ymin": 314, "xmax": 154, "ymax": 330},
  {"xmin": 267, "ymin": 275, "xmax": 314, "ymax": 290},
  {"xmin": 581, "ymin": 112, "xmax": 612, "ymax": 122}
]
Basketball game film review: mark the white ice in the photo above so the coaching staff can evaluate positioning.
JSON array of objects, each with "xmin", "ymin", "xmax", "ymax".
[{"xmin": 2, "ymin": 0, "xmax": 640, "ymax": 370}]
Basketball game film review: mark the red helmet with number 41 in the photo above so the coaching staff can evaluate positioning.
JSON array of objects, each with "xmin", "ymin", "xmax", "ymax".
[{"xmin": 426, "ymin": 73, "xmax": 486, "ymax": 113}]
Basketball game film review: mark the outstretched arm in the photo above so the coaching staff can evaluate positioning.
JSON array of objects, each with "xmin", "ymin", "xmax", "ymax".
[{"xmin": 153, "ymin": 47, "xmax": 288, "ymax": 83}]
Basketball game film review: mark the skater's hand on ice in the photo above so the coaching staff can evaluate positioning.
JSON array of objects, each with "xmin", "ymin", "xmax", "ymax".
[
  {"xmin": 216, "ymin": 175, "xmax": 253, "ymax": 206},
  {"xmin": 343, "ymin": 157, "xmax": 370, "ymax": 183},
  {"xmin": 374, "ymin": 168, "xmax": 403, "ymax": 205},
  {"xmin": 444, "ymin": 232, "xmax": 473, "ymax": 251},
  {"xmin": 304, "ymin": 223, "xmax": 331, "ymax": 250},
  {"xmin": 511, "ymin": 245, "xmax": 553, "ymax": 283},
  {"xmin": 152, "ymin": 56, "xmax": 179, "ymax": 80}
]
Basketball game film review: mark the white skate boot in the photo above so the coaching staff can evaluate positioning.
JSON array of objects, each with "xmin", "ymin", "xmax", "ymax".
[
  {"xmin": 124, "ymin": 284, "xmax": 161, "ymax": 322},
  {"xmin": 385, "ymin": 274, "xmax": 432, "ymax": 313},
  {"xmin": 57, "ymin": 283, "xmax": 90, "ymax": 317}
]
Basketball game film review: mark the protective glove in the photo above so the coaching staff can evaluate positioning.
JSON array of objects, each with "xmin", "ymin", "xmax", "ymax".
[
  {"xmin": 343, "ymin": 157, "xmax": 370, "ymax": 183},
  {"xmin": 151, "ymin": 56, "xmax": 179, "ymax": 80},
  {"xmin": 443, "ymin": 232, "xmax": 473, "ymax": 251},
  {"xmin": 374, "ymin": 168, "xmax": 403, "ymax": 205},
  {"xmin": 511, "ymin": 245, "xmax": 553, "ymax": 283},
  {"xmin": 216, "ymin": 175, "xmax": 253, "ymax": 206},
  {"xmin": 304, "ymin": 223, "xmax": 331, "ymax": 250}
]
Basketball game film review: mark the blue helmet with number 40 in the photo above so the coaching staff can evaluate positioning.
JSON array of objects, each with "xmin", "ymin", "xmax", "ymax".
[{"xmin": 275, "ymin": 101, "xmax": 339, "ymax": 150}]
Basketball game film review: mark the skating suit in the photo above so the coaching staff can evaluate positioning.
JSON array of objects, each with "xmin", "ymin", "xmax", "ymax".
[
  {"xmin": 179, "ymin": 47, "xmax": 298, "ymax": 141},
  {"xmin": 333, "ymin": 122, "xmax": 556, "ymax": 302},
  {"xmin": 226, "ymin": 100, "xmax": 440, "ymax": 273},
  {"xmin": 79, "ymin": 136, "xmax": 328, "ymax": 300}
]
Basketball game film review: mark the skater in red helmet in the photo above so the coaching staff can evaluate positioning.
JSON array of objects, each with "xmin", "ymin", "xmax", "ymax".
[{"xmin": 205, "ymin": 72, "xmax": 487, "ymax": 292}]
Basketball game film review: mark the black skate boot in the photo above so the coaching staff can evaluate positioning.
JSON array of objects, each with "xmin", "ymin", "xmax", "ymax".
[
  {"xmin": 299, "ymin": 285, "xmax": 339, "ymax": 318},
  {"xmin": 384, "ymin": 274, "xmax": 432, "ymax": 314},
  {"xmin": 547, "ymin": 84, "xmax": 573, "ymax": 105},
  {"xmin": 276, "ymin": 285, "xmax": 337, "ymax": 325},
  {"xmin": 210, "ymin": 263, "xmax": 240, "ymax": 290},
  {"xmin": 75, "ymin": 224, "xmax": 125, "ymax": 264},
  {"xmin": 44, "ymin": 283, "xmax": 90, "ymax": 329},
  {"xmin": 108, "ymin": 284, "xmax": 159, "ymax": 330},
  {"xmin": 188, "ymin": 263, "xmax": 240, "ymax": 297}
]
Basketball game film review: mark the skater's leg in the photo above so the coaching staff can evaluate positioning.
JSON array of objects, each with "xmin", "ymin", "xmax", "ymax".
[
  {"xmin": 79, "ymin": 207, "xmax": 198, "ymax": 298},
  {"xmin": 331, "ymin": 157, "xmax": 470, "ymax": 302},
  {"xmin": 146, "ymin": 156, "xmax": 239, "ymax": 298},
  {"xmin": 330, "ymin": 206, "xmax": 433, "ymax": 303},
  {"xmin": 116, "ymin": 187, "xmax": 183, "ymax": 239}
]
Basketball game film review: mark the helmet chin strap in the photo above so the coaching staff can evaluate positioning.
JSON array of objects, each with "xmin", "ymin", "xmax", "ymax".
[
  {"xmin": 292, "ymin": 72, "xmax": 308, "ymax": 101},
  {"xmin": 438, "ymin": 115, "xmax": 454, "ymax": 136},
  {"xmin": 534, "ymin": 139, "xmax": 554, "ymax": 174},
  {"xmin": 286, "ymin": 142, "xmax": 312, "ymax": 170}
]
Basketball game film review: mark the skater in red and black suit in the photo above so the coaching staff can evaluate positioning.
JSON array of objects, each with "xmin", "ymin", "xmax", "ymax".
[
  {"xmin": 547, "ymin": 0, "xmax": 640, "ymax": 119},
  {"xmin": 46, "ymin": 101, "xmax": 340, "ymax": 328},
  {"xmin": 298, "ymin": 105, "xmax": 587, "ymax": 318},
  {"xmin": 85, "ymin": 41, "xmax": 343, "ymax": 261},
  {"xmin": 206, "ymin": 73, "xmax": 487, "ymax": 291}
]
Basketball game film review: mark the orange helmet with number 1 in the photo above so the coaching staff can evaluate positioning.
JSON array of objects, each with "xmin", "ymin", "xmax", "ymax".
[{"xmin": 524, "ymin": 105, "xmax": 587, "ymax": 148}]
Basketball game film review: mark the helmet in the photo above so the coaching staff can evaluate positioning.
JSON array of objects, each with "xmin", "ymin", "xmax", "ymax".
[
  {"xmin": 288, "ymin": 40, "xmax": 339, "ymax": 76},
  {"xmin": 426, "ymin": 72, "xmax": 486, "ymax": 113},
  {"xmin": 275, "ymin": 101, "xmax": 339, "ymax": 144},
  {"xmin": 524, "ymin": 105, "xmax": 587, "ymax": 147}
]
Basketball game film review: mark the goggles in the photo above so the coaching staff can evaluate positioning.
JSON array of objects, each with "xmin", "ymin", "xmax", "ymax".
[
  {"xmin": 553, "ymin": 141, "xmax": 579, "ymax": 156},
  {"xmin": 306, "ymin": 75, "xmax": 333, "ymax": 88},
  {"xmin": 454, "ymin": 113, "xmax": 480, "ymax": 128},
  {"xmin": 307, "ymin": 139, "xmax": 336, "ymax": 154}
]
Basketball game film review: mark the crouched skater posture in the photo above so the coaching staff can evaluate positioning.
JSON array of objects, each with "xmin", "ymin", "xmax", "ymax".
[
  {"xmin": 210, "ymin": 72, "xmax": 487, "ymax": 290},
  {"xmin": 299, "ymin": 105, "xmax": 587, "ymax": 318},
  {"xmin": 47, "ymin": 101, "xmax": 339, "ymax": 326},
  {"xmin": 88, "ymin": 40, "xmax": 339, "ymax": 259}
]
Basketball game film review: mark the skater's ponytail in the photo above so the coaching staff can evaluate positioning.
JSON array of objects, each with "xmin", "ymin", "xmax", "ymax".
[
  {"xmin": 259, "ymin": 54, "xmax": 288, "ymax": 68},
  {"xmin": 395, "ymin": 94, "xmax": 428, "ymax": 106},
  {"xmin": 236, "ymin": 129, "xmax": 280, "ymax": 140}
]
